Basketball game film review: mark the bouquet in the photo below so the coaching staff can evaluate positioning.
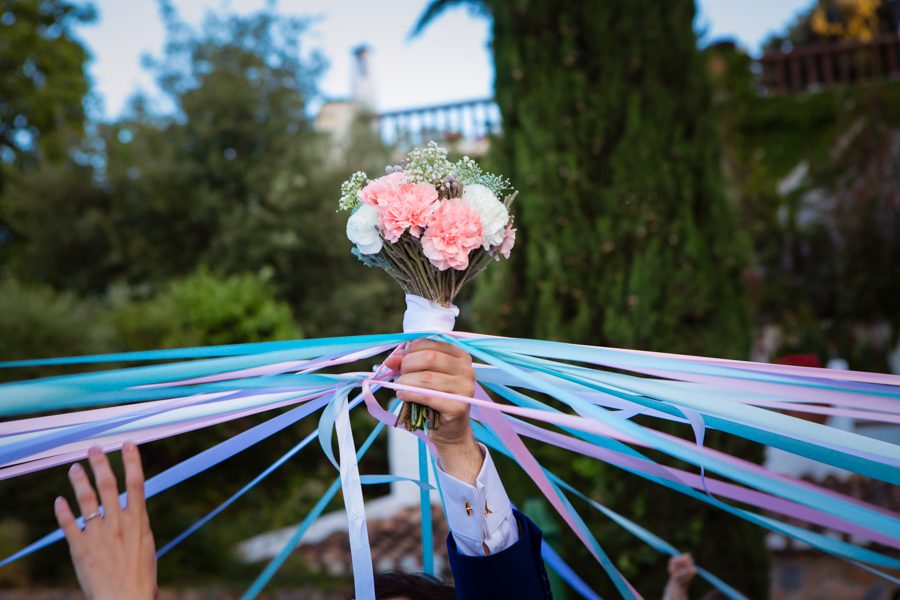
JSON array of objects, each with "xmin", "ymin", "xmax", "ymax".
[{"xmin": 339, "ymin": 142, "xmax": 517, "ymax": 431}]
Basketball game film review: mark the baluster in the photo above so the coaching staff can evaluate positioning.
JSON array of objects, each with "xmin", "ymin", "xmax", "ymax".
[
  {"xmin": 839, "ymin": 50, "xmax": 851, "ymax": 83},
  {"xmin": 887, "ymin": 37, "xmax": 900, "ymax": 77},
  {"xmin": 472, "ymin": 103, "xmax": 481, "ymax": 139},
  {"xmin": 804, "ymin": 54, "xmax": 818, "ymax": 87},
  {"xmin": 822, "ymin": 51, "xmax": 834, "ymax": 87},
  {"xmin": 870, "ymin": 41, "xmax": 883, "ymax": 79},
  {"xmin": 790, "ymin": 56, "xmax": 802, "ymax": 92},
  {"xmin": 776, "ymin": 58, "xmax": 787, "ymax": 93}
]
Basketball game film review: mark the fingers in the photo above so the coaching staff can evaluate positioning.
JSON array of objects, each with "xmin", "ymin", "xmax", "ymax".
[
  {"xmin": 402, "ymin": 351, "xmax": 471, "ymax": 380},
  {"xmin": 88, "ymin": 447, "xmax": 121, "ymax": 530},
  {"xmin": 668, "ymin": 553, "xmax": 696, "ymax": 585},
  {"xmin": 122, "ymin": 442, "xmax": 147, "ymax": 518},
  {"xmin": 409, "ymin": 338, "xmax": 468, "ymax": 358},
  {"xmin": 390, "ymin": 340, "xmax": 475, "ymax": 405},
  {"xmin": 383, "ymin": 354, "xmax": 403, "ymax": 372},
  {"xmin": 668, "ymin": 553, "xmax": 693, "ymax": 573},
  {"xmin": 54, "ymin": 496, "xmax": 83, "ymax": 551},
  {"xmin": 397, "ymin": 370, "xmax": 475, "ymax": 405},
  {"xmin": 385, "ymin": 340, "xmax": 473, "ymax": 378},
  {"xmin": 383, "ymin": 344, "xmax": 407, "ymax": 372},
  {"xmin": 68, "ymin": 462, "xmax": 100, "ymax": 522},
  {"xmin": 407, "ymin": 338, "xmax": 468, "ymax": 358}
]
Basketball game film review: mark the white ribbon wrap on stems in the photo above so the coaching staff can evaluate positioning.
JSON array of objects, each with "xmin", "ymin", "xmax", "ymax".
[{"xmin": 402, "ymin": 294, "xmax": 459, "ymax": 334}]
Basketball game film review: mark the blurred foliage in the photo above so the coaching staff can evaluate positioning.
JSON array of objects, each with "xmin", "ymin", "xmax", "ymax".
[
  {"xmin": 0, "ymin": 0, "xmax": 94, "ymax": 181},
  {"xmin": 0, "ymin": 0, "xmax": 95, "ymax": 279},
  {"xmin": 708, "ymin": 41, "xmax": 900, "ymax": 371},
  {"xmin": 810, "ymin": 0, "xmax": 882, "ymax": 41},
  {"xmin": 0, "ymin": 520, "xmax": 30, "ymax": 587},
  {"xmin": 0, "ymin": 277, "xmax": 111, "ymax": 382},
  {"xmin": 762, "ymin": 0, "xmax": 900, "ymax": 53},
  {"xmin": 109, "ymin": 267, "xmax": 302, "ymax": 350}
]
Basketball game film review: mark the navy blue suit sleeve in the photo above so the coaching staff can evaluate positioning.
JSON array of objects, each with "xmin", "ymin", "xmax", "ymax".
[{"xmin": 447, "ymin": 509, "xmax": 552, "ymax": 600}]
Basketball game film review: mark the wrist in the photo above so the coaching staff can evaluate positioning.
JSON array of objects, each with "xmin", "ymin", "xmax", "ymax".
[
  {"xmin": 433, "ymin": 431, "xmax": 483, "ymax": 487},
  {"xmin": 663, "ymin": 584, "xmax": 687, "ymax": 600},
  {"xmin": 96, "ymin": 592, "xmax": 155, "ymax": 600},
  {"xmin": 431, "ymin": 423, "xmax": 476, "ymax": 449}
]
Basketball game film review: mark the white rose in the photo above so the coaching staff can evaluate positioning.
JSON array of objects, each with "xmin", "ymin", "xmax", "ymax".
[
  {"xmin": 461, "ymin": 183, "xmax": 509, "ymax": 249},
  {"xmin": 346, "ymin": 203, "xmax": 383, "ymax": 254}
]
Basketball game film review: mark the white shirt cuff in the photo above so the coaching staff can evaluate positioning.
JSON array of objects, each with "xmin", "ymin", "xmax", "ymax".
[{"xmin": 435, "ymin": 443, "xmax": 519, "ymax": 556}]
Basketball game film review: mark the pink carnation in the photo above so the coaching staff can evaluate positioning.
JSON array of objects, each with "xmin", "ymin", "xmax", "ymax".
[
  {"xmin": 357, "ymin": 171, "xmax": 406, "ymax": 206},
  {"xmin": 377, "ymin": 183, "xmax": 439, "ymax": 243},
  {"xmin": 421, "ymin": 199, "xmax": 483, "ymax": 271},
  {"xmin": 498, "ymin": 225, "xmax": 516, "ymax": 259}
]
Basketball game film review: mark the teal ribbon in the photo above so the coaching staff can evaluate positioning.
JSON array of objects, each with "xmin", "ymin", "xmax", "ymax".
[{"xmin": 419, "ymin": 437, "xmax": 434, "ymax": 576}]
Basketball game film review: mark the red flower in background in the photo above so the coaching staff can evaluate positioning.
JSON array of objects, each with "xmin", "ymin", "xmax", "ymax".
[{"xmin": 774, "ymin": 354, "xmax": 822, "ymax": 368}]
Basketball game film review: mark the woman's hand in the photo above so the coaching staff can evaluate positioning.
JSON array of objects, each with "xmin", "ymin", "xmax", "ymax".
[
  {"xmin": 663, "ymin": 552, "xmax": 696, "ymax": 600},
  {"xmin": 384, "ymin": 339, "xmax": 481, "ymax": 485},
  {"xmin": 54, "ymin": 443, "xmax": 158, "ymax": 600}
]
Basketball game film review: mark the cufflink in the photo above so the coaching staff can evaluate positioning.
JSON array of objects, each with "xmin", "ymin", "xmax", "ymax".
[
  {"xmin": 465, "ymin": 500, "xmax": 473, "ymax": 516},
  {"xmin": 484, "ymin": 501, "xmax": 492, "ymax": 516}
]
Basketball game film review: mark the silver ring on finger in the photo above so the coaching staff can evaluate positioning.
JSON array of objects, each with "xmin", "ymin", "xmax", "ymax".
[{"xmin": 83, "ymin": 511, "xmax": 102, "ymax": 523}]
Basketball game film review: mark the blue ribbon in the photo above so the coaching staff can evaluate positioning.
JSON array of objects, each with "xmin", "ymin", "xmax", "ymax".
[
  {"xmin": 419, "ymin": 436, "xmax": 434, "ymax": 576},
  {"xmin": 540, "ymin": 540, "xmax": 604, "ymax": 600}
]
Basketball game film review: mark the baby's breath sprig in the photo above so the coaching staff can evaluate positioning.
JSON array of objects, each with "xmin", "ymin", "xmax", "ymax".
[
  {"xmin": 402, "ymin": 141, "xmax": 453, "ymax": 188},
  {"xmin": 453, "ymin": 156, "xmax": 513, "ymax": 197},
  {"xmin": 339, "ymin": 171, "xmax": 370, "ymax": 211}
]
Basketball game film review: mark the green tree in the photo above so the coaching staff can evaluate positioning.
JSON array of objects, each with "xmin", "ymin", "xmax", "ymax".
[
  {"xmin": 418, "ymin": 1, "xmax": 766, "ymax": 597},
  {"xmin": 1, "ymin": 2, "xmax": 405, "ymax": 336},
  {"xmin": 0, "ymin": 0, "xmax": 94, "ymax": 185},
  {"xmin": 0, "ymin": 0, "xmax": 94, "ymax": 274},
  {"xmin": 2, "ymin": 1, "xmax": 323, "ymax": 289}
]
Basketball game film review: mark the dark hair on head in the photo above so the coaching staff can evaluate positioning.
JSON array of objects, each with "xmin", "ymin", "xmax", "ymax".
[
  {"xmin": 700, "ymin": 591, "xmax": 731, "ymax": 600},
  {"xmin": 345, "ymin": 571, "xmax": 456, "ymax": 600},
  {"xmin": 892, "ymin": 586, "xmax": 900, "ymax": 600}
]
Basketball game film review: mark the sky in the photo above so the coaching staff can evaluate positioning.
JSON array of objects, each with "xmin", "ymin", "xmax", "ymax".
[{"xmin": 75, "ymin": 0, "xmax": 814, "ymax": 121}]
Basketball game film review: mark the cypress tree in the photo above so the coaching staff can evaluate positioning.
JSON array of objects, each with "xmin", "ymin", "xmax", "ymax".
[
  {"xmin": 468, "ymin": 1, "xmax": 750, "ymax": 356},
  {"xmin": 418, "ymin": 2, "xmax": 767, "ymax": 597}
]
